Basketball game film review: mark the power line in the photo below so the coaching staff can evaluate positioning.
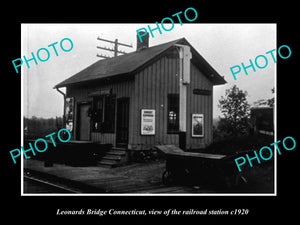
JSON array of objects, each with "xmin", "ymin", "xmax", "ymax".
[{"xmin": 96, "ymin": 37, "xmax": 133, "ymax": 58}]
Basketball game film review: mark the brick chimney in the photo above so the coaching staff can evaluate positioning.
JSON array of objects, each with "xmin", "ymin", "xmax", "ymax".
[{"xmin": 136, "ymin": 31, "xmax": 149, "ymax": 51}]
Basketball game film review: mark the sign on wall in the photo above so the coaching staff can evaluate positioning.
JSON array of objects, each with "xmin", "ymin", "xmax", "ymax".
[
  {"xmin": 65, "ymin": 97, "xmax": 74, "ymax": 135},
  {"xmin": 141, "ymin": 109, "xmax": 155, "ymax": 135},
  {"xmin": 192, "ymin": 114, "xmax": 204, "ymax": 137}
]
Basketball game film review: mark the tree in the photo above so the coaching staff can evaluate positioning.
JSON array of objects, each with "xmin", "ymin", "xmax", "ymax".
[{"xmin": 218, "ymin": 85, "xmax": 250, "ymax": 136}]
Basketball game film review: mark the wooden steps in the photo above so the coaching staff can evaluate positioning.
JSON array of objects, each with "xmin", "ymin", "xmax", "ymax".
[{"xmin": 98, "ymin": 148, "xmax": 127, "ymax": 168}]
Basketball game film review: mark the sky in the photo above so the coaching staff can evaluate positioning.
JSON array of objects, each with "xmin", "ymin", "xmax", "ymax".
[{"xmin": 22, "ymin": 23, "xmax": 276, "ymax": 119}]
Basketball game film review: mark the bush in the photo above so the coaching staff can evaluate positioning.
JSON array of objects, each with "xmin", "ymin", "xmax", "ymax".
[{"xmin": 131, "ymin": 150, "xmax": 159, "ymax": 163}]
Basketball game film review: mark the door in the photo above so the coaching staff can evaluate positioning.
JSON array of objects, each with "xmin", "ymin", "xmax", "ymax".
[
  {"xmin": 77, "ymin": 103, "xmax": 91, "ymax": 141},
  {"xmin": 116, "ymin": 98, "xmax": 129, "ymax": 147}
]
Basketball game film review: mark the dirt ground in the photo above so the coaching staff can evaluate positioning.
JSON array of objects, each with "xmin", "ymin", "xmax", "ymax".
[
  {"xmin": 128, "ymin": 133, "xmax": 276, "ymax": 193},
  {"xmin": 25, "ymin": 133, "xmax": 275, "ymax": 193},
  {"xmin": 109, "ymin": 157, "xmax": 274, "ymax": 193}
]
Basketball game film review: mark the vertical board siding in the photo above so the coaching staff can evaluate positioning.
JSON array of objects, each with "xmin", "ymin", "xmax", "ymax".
[
  {"xmin": 186, "ymin": 63, "xmax": 213, "ymax": 149},
  {"xmin": 67, "ymin": 79, "xmax": 134, "ymax": 145},
  {"xmin": 67, "ymin": 51, "xmax": 214, "ymax": 151},
  {"xmin": 132, "ymin": 55, "xmax": 179, "ymax": 150},
  {"xmin": 132, "ymin": 55, "xmax": 213, "ymax": 150}
]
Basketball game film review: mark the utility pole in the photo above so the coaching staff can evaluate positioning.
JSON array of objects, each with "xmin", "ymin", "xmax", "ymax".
[{"xmin": 97, "ymin": 37, "xmax": 133, "ymax": 59}]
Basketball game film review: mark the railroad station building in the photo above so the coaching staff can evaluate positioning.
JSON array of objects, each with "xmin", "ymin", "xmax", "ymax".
[{"xmin": 54, "ymin": 34, "xmax": 226, "ymax": 155}]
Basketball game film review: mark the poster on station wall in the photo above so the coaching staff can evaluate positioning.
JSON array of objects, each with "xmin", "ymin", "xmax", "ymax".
[
  {"xmin": 192, "ymin": 114, "xmax": 204, "ymax": 137},
  {"xmin": 65, "ymin": 97, "xmax": 74, "ymax": 134},
  {"xmin": 141, "ymin": 109, "xmax": 155, "ymax": 135}
]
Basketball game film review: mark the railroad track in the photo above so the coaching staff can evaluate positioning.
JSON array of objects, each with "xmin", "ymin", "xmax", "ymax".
[{"xmin": 24, "ymin": 175, "xmax": 80, "ymax": 194}]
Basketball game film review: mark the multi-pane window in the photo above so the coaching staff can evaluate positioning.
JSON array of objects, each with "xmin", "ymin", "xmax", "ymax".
[
  {"xmin": 92, "ymin": 95, "xmax": 115, "ymax": 133},
  {"xmin": 167, "ymin": 94, "xmax": 179, "ymax": 133}
]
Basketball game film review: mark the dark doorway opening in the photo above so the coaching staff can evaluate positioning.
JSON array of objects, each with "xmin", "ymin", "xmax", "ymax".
[
  {"xmin": 116, "ymin": 98, "xmax": 129, "ymax": 148},
  {"xmin": 76, "ymin": 102, "xmax": 91, "ymax": 141}
]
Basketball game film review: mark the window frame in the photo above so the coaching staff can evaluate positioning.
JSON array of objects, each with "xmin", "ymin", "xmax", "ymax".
[
  {"xmin": 91, "ymin": 94, "xmax": 116, "ymax": 133},
  {"xmin": 167, "ymin": 93, "xmax": 179, "ymax": 134}
]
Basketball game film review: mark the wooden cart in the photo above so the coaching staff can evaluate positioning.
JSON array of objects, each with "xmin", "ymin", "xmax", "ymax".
[{"xmin": 156, "ymin": 145, "xmax": 247, "ymax": 188}]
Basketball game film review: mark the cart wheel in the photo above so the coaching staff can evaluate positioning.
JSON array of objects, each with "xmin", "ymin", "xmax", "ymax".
[
  {"xmin": 162, "ymin": 170, "xmax": 173, "ymax": 185},
  {"xmin": 224, "ymin": 173, "xmax": 248, "ymax": 189},
  {"xmin": 234, "ymin": 174, "xmax": 248, "ymax": 186}
]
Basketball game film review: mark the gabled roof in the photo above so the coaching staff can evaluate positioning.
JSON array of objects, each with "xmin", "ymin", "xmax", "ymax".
[{"xmin": 55, "ymin": 38, "xmax": 226, "ymax": 88}]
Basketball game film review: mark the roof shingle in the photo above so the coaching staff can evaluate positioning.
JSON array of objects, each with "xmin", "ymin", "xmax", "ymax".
[{"xmin": 55, "ymin": 38, "xmax": 226, "ymax": 88}]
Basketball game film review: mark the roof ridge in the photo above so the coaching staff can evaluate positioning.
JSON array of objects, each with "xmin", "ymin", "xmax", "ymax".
[
  {"xmin": 55, "ymin": 38, "xmax": 186, "ymax": 88},
  {"xmin": 104, "ymin": 37, "xmax": 185, "ymax": 59},
  {"xmin": 54, "ymin": 37, "xmax": 226, "ymax": 88},
  {"xmin": 79, "ymin": 37, "xmax": 185, "ymax": 65}
]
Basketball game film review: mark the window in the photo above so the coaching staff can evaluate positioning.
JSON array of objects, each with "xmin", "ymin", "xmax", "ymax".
[
  {"xmin": 167, "ymin": 94, "xmax": 179, "ymax": 133},
  {"xmin": 92, "ymin": 97, "xmax": 104, "ymax": 132},
  {"xmin": 91, "ymin": 95, "xmax": 116, "ymax": 133}
]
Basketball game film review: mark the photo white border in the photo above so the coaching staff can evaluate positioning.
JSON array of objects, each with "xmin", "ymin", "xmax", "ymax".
[{"xmin": 20, "ymin": 23, "xmax": 277, "ymax": 197}]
